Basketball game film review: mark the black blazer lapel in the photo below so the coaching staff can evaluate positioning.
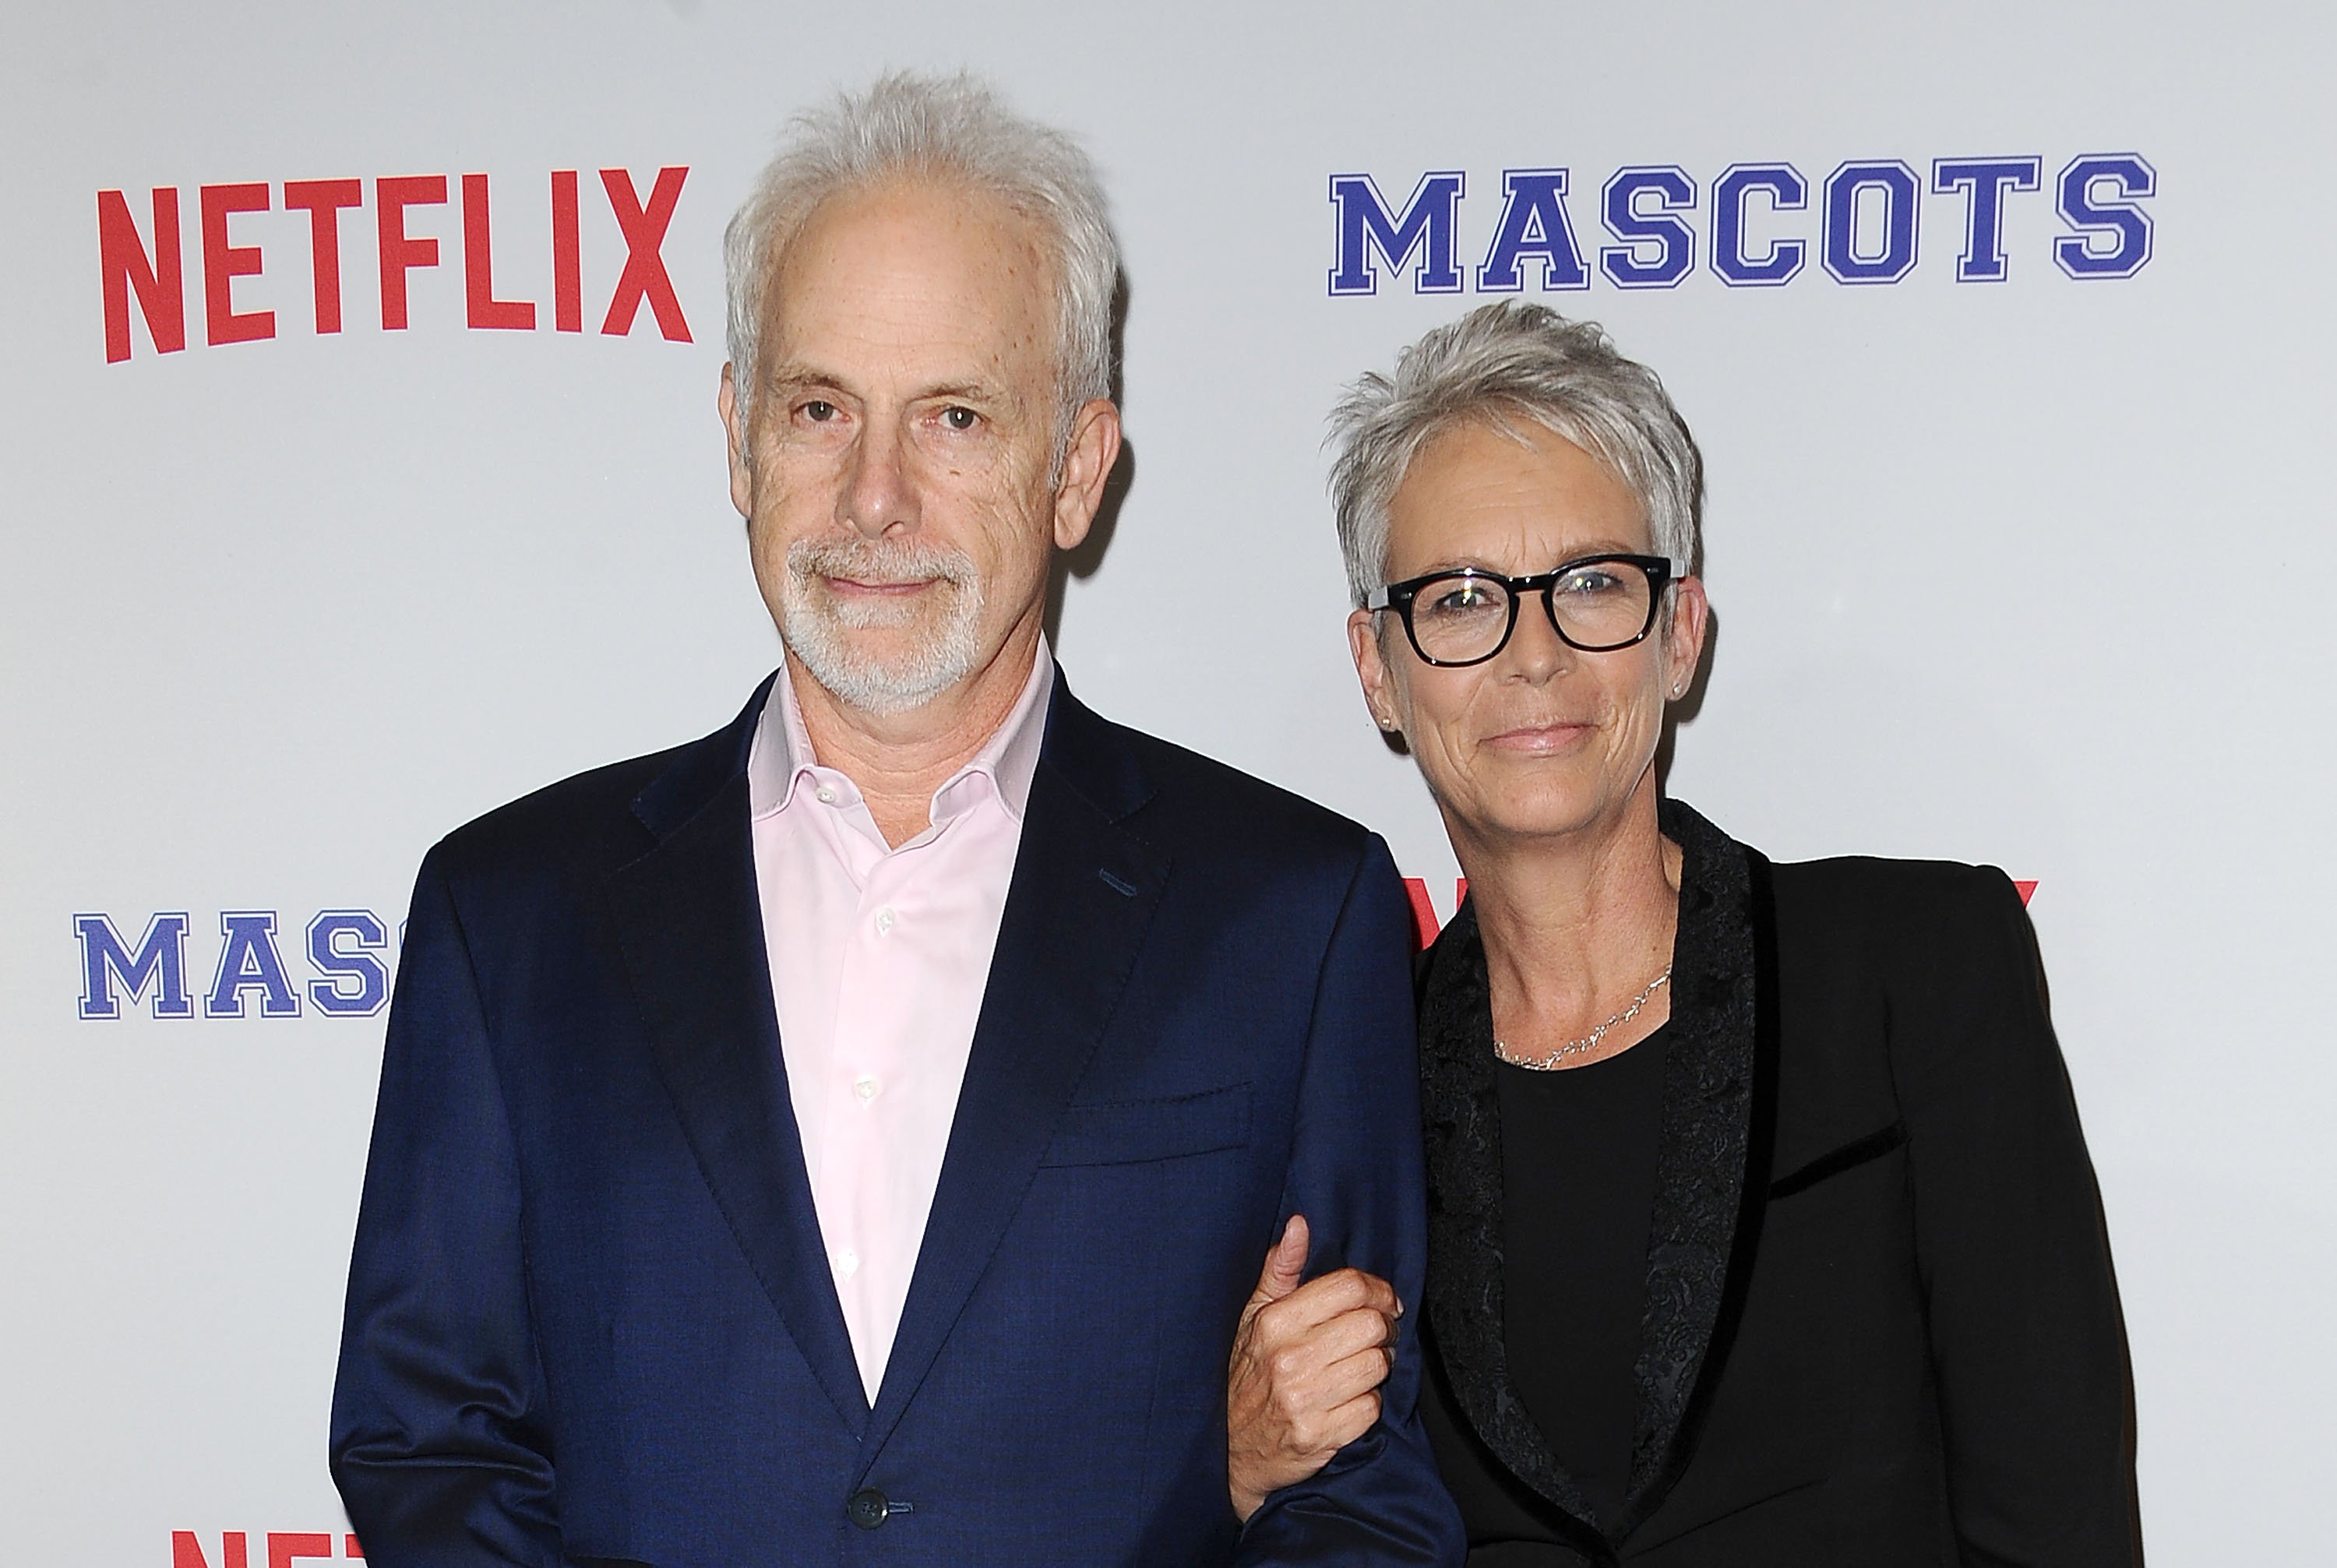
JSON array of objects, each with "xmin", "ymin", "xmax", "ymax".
[
  {"xmin": 860, "ymin": 679, "xmax": 1168, "ymax": 1459},
  {"xmin": 607, "ymin": 676, "xmax": 869, "ymax": 1433},
  {"xmin": 1418, "ymin": 901, "xmax": 1601, "ymax": 1529},
  {"xmin": 1418, "ymin": 802, "xmax": 1782, "ymax": 1545},
  {"xmin": 1616, "ymin": 800, "xmax": 1779, "ymax": 1534}
]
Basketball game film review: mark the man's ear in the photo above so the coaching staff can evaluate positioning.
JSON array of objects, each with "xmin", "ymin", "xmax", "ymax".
[
  {"xmin": 1052, "ymin": 398, "xmax": 1123, "ymax": 551},
  {"xmin": 718, "ymin": 365, "xmax": 754, "ymax": 520},
  {"xmin": 1348, "ymin": 608, "xmax": 1403, "ymax": 735}
]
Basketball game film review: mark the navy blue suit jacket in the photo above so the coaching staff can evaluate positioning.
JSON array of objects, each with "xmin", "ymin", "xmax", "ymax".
[{"xmin": 330, "ymin": 670, "xmax": 1464, "ymax": 1566}]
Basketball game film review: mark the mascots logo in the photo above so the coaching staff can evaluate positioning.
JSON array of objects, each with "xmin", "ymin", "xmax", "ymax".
[
  {"xmin": 1330, "ymin": 153, "xmax": 2154, "ymax": 297},
  {"xmin": 97, "ymin": 167, "xmax": 692, "ymax": 362},
  {"xmin": 75, "ymin": 909, "xmax": 397, "ymax": 1020}
]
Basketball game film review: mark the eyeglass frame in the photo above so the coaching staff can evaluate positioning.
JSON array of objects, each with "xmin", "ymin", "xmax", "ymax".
[{"xmin": 1362, "ymin": 553, "xmax": 1679, "ymax": 668}]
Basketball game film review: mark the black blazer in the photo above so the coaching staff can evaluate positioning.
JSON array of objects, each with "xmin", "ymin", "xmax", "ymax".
[{"xmin": 1415, "ymin": 800, "xmax": 2140, "ymax": 1566}]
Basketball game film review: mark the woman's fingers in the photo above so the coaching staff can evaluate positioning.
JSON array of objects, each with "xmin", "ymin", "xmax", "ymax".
[
  {"xmin": 1253, "ymin": 1267, "xmax": 1400, "ymax": 1340},
  {"xmin": 1265, "ymin": 1307, "xmax": 1399, "ymax": 1419}
]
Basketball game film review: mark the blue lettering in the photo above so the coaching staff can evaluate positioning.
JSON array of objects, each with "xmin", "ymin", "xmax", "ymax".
[
  {"xmin": 1327, "ymin": 171, "xmax": 1466, "ymax": 296},
  {"xmin": 2055, "ymin": 153, "xmax": 2155, "ymax": 279},
  {"xmin": 308, "ymin": 909, "xmax": 390, "ymax": 1016},
  {"xmin": 75, "ymin": 911, "xmax": 192, "ymax": 1019},
  {"xmin": 1475, "ymin": 169, "xmax": 1588, "ymax": 292},
  {"xmin": 1823, "ymin": 160, "xmax": 1922, "ymax": 284},
  {"xmin": 1932, "ymin": 157, "xmax": 2043, "ymax": 283},
  {"xmin": 1599, "ymin": 167, "xmax": 1696, "ymax": 290},
  {"xmin": 1710, "ymin": 164, "xmax": 1808, "ymax": 287},
  {"xmin": 204, "ymin": 911, "xmax": 301, "ymax": 1018}
]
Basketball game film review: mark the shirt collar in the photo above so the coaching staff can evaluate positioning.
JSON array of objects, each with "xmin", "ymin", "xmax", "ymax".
[{"xmin": 747, "ymin": 639, "xmax": 1055, "ymax": 826}]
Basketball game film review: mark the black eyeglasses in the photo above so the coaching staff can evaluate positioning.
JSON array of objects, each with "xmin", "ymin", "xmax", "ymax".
[{"xmin": 1364, "ymin": 554, "xmax": 1676, "ymax": 667}]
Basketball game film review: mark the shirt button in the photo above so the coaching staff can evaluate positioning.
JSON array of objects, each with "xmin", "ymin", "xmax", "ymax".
[
  {"xmin": 854, "ymin": 1074, "xmax": 881, "ymax": 1104},
  {"xmin": 815, "ymin": 784, "xmax": 837, "ymax": 805},
  {"xmin": 874, "ymin": 906, "xmax": 897, "ymax": 936},
  {"xmin": 836, "ymin": 1248, "xmax": 859, "ymax": 1277}
]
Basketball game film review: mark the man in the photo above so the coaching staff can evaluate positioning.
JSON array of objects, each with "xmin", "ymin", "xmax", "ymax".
[{"xmin": 330, "ymin": 72, "xmax": 1461, "ymax": 1565}]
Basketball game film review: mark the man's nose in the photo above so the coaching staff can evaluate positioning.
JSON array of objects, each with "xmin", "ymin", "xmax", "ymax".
[{"xmin": 840, "ymin": 419, "xmax": 917, "ymax": 538}]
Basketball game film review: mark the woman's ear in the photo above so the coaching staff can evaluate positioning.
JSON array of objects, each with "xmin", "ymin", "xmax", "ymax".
[
  {"xmin": 1348, "ymin": 608, "xmax": 1402, "ymax": 733},
  {"xmin": 1663, "ymin": 575, "xmax": 1710, "ymax": 698}
]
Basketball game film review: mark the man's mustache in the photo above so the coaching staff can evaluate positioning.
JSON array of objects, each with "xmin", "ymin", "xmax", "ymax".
[{"xmin": 786, "ymin": 536, "xmax": 977, "ymax": 588}]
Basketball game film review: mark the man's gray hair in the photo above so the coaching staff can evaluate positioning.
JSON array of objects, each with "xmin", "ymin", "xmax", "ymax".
[
  {"xmin": 1327, "ymin": 301, "xmax": 1704, "ymax": 606},
  {"xmin": 724, "ymin": 71, "xmax": 1119, "ymax": 450}
]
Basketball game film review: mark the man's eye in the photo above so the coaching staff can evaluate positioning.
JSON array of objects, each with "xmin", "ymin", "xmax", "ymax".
[
  {"xmin": 941, "ymin": 406, "xmax": 979, "ymax": 432},
  {"xmin": 800, "ymin": 400, "xmax": 837, "ymax": 422}
]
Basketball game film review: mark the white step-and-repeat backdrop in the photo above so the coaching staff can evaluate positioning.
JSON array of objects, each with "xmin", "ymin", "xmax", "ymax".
[{"xmin": 5, "ymin": 2, "xmax": 2330, "ymax": 1559}]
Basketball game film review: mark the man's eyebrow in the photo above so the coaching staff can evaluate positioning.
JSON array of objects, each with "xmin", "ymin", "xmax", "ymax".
[
  {"xmin": 761, "ymin": 361, "xmax": 841, "ymax": 390},
  {"xmin": 757, "ymin": 368, "xmax": 999, "ymax": 404}
]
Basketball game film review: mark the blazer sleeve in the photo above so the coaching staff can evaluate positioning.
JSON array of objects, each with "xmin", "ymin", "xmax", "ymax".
[
  {"xmin": 1234, "ymin": 835, "xmax": 1467, "ymax": 1567},
  {"xmin": 329, "ymin": 848, "xmax": 565, "ymax": 1566},
  {"xmin": 1888, "ymin": 867, "xmax": 2141, "ymax": 1566}
]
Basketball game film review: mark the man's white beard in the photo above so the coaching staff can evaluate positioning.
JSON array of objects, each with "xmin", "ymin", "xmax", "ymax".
[{"xmin": 776, "ymin": 536, "xmax": 986, "ymax": 717}]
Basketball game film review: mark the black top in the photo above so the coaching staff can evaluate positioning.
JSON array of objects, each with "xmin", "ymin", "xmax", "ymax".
[
  {"xmin": 1496, "ymin": 1028, "xmax": 1672, "ymax": 1534},
  {"xmin": 1412, "ymin": 800, "xmax": 2139, "ymax": 1566}
]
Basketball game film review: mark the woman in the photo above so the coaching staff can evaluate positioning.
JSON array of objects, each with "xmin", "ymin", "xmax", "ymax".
[{"xmin": 1225, "ymin": 302, "xmax": 2140, "ymax": 1564}]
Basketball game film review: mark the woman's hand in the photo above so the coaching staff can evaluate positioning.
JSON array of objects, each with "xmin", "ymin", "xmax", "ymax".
[{"xmin": 1226, "ymin": 1214, "xmax": 1403, "ymax": 1522}]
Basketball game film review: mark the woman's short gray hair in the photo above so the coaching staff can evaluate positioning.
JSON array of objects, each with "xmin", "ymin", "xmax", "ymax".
[
  {"xmin": 724, "ymin": 71, "xmax": 1119, "ymax": 449},
  {"xmin": 1327, "ymin": 301, "xmax": 1704, "ymax": 606}
]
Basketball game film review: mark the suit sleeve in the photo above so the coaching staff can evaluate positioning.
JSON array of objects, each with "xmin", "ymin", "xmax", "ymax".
[
  {"xmin": 329, "ymin": 848, "xmax": 565, "ymax": 1566},
  {"xmin": 1235, "ymin": 836, "xmax": 1467, "ymax": 1567},
  {"xmin": 1890, "ymin": 868, "xmax": 2141, "ymax": 1566}
]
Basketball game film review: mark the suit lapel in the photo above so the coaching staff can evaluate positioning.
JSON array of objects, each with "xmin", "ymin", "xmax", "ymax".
[
  {"xmin": 607, "ymin": 678, "xmax": 869, "ymax": 1433},
  {"xmin": 859, "ymin": 682, "xmax": 1168, "ymax": 1460},
  {"xmin": 1616, "ymin": 801, "xmax": 1778, "ymax": 1533},
  {"xmin": 1417, "ymin": 903, "xmax": 1600, "ymax": 1527},
  {"xmin": 1419, "ymin": 802, "xmax": 1782, "ymax": 1544}
]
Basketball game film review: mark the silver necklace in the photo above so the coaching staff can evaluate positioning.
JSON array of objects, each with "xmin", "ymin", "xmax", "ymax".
[{"xmin": 1494, "ymin": 964, "xmax": 1673, "ymax": 1070}]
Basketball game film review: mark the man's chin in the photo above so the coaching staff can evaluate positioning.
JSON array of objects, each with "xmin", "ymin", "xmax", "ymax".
[{"xmin": 784, "ymin": 629, "xmax": 978, "ymax": 717}]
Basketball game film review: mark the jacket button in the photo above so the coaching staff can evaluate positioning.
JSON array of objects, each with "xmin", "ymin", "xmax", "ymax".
[{"xmin": 847, "ymin": 1486, "xmax": 890, "ymax": 1530}]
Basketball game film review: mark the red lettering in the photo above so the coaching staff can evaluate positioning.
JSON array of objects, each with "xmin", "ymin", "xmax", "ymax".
[
  {"xmin": 599, "ymin": 166, "xmax": 691, "ymax": 341},
  {"xmin": 551, "ymin": 169, "xmax": 582, "ymax": 333},
  {"xmin": 460, "ymin": 174, "xmax": 536, "ymax": 329},
  {"xmin": 284, "ymin": 178, "xmax": 361, "ymax": 333},
  {"xmin": 265, "ymin": 1533, "xmax": 333, "ymax": 1568},
  {"xmin": 171, "ymin": 1531, "xmax": 249, "ymax": 1568},
  {"xmin": 2014, "ymin": 879, "xmax": 2037, "ymax": 906},
  {"xmin": 97, "ymin": 187, "xmax": 184, "ymax": 362},
  {"xmin": 375, "ymin": 174, "xmax": 447, "ymax": 330},
  {"xmin": 199, "ymin": 182, "xmax": 274, "ymax": 345},
  {"xmin": 1400, "ymin": 876, "xmax": 1469, "ymax": 949},
  {"xmin": 344, "ymin": 1536, "xmax": 363, "ymax": 1559}
]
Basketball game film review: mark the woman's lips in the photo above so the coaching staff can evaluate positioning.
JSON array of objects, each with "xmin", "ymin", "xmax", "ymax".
[{"xmin": 1482, "ymin": 721, "xmax": 1593, "ymax": 754}]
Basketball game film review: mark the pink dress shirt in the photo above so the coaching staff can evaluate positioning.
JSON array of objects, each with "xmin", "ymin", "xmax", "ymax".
[{"xmin": 747, "ymin": 641, "xmax": 1052, "ymax": 1403}]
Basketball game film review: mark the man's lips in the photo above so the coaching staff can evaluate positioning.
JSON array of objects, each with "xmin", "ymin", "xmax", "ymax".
[
  {"xmin": 1482, "ymin": 721, "xmax": 1594, "ymax": 754},
  {"xmin": 823, "ymin": 575, "xmax": 937, "ymax": 596}
]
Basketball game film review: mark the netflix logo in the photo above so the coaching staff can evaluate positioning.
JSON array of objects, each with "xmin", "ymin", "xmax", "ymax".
[
  {"xmin": 171, "ymin": 1534, "xmax": 361, "ymax": 1568},
  {"xmin": 97, "ymin": 167, "xmax": 693, "ymax": 363}
]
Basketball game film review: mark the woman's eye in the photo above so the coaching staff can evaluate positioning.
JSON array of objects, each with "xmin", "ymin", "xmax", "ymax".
[
  {"xmin": 1430, "ymin": 585, "xmax": 1496, "ymax": 614},
  {"xmin": 941, "ymin": 406, "xmax": 979, "ymax": 432},
  {"xmin": 1557, "ymin": 569, "xmax": 1620, "ymax": 596}
]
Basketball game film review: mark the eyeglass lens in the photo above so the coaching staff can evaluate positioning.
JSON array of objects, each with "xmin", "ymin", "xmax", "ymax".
[{"xmin": 1409, "ymin": 562, "xmax": 1655, "ymax": 663}]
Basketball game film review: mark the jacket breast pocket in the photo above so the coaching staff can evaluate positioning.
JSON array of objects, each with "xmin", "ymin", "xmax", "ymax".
[
  {"xmin": 1768, "ymin": 1119, "xmax": 1907, "ymax": 1200},
  {"xmin": 1038, "ymin": 1082, "xmax": 1253, "ymax": 1167}
]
